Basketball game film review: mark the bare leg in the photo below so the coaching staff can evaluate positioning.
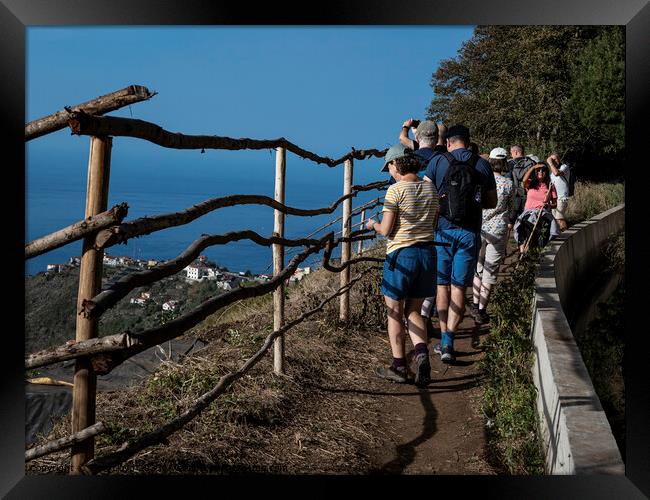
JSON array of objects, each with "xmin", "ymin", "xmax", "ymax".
[
  {"xmin": 446, "ymin": 285, "xmax": 467, "ymax": 333},
  {"xmin": 384, "ymin": 296, "xmax": 406, "ymax": 358},
  {"xmin": 405, "ymin": 298, "xmax": 427, "ymax": 346},
  {"xmin": 436, "ymin": 284, "xmax": 450, "ymax": 333},
  {"xmin": 479, "ymin": 283, "xmax": 492, "ymax": 309},
  {"xmin": 472, "ymin": 274, "xmax": 481, "ymax": 306}
]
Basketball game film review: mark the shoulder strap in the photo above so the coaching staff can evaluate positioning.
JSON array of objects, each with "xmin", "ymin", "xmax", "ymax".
[
  {"xmin": 442, "ymin": 151, "xmax": 456, "ymax": 166},
  {"xmin": 467, "ymin": 153, "xmax": 479, "ymax": 169}
]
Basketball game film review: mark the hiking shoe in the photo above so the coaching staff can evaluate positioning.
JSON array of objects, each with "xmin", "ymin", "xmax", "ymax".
[
  {"xmin": 476, "ymin": 309, "xmax": 491, "ymax": 325},
  {"xmin": 470, "ymin": 303, "xmax": 481, "ymax": 321},
  {"xmin": 433, "ymin": 343, "xmax": 455, "ymax": 364},
  {"xmin": 375, "ymin": 365, "xmax": 408, "ymax": 384},
  {"xmin": 414, "ymin": 353, "xmax": 431, "ymax": 387}
]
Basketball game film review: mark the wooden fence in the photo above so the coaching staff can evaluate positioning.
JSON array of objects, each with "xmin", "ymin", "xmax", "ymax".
[{"xmin": 24, "ymin": 85, "xmax": 389, "ymax": 474}]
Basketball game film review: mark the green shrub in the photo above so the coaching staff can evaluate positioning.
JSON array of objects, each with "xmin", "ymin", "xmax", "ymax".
[
  {"xmin": 480, "ymin": 252, "xmax": 545, "ymax": 475},
  {"xmin": 565, "ymin": 181, "xmax": 624, "ymax": 226}
]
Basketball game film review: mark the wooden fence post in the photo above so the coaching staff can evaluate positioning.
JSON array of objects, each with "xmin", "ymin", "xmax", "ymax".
[
  {"xmin": 339, "ymin": 159, "xmax": 353, "ymax": 322},
  {"xmin": 273, "ymin": 147, "xmax": 286, "ymax": 374},
  {"xmin": 357, "ymin": 209, "xmax": 366, "ymax": 256},
  {"xmin": 70, "ymin": 136, "xmax": 112, "ymax": 474}
]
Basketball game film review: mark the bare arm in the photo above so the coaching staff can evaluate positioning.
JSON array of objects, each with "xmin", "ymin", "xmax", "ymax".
[
  {"xmin": 547, "ymin": 156, "xmax": 564, "ymax": 177},
  {"xmin": 365, "ymin": 211, "xmax": 396, "ymax": 237},
  {"xmin": 399, "ymin": 118, "xmax": 416, "ymax": 150},
  {"xmin": 522, "ymin": 166, "xmax": 536, "ymax": 190}
]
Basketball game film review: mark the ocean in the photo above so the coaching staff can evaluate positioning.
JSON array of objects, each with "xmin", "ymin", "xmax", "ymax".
[{"xmin": 25, "ymin": 143, "xmax": 385, "ymax": 278}]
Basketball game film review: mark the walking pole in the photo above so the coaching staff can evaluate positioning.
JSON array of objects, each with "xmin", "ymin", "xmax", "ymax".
[{"xmin": 519, "ymin": 184, "xmax": 555, "ymax": 260}]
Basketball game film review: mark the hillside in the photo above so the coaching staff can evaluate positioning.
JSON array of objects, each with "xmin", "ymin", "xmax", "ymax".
[{"xmin": 25, "ymin": 264, "xmax": 252, "ymax": 354}]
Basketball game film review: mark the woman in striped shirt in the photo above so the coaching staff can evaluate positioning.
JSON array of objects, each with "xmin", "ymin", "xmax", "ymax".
[{"xmin": 366, "ymin": 144, "xmax": 439, "ymax": 387}]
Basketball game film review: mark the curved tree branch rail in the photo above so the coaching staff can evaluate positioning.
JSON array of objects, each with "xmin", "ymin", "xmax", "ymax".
[
  {"xmin": 25, "ymin": 203, "xmax": 129, "ymax": 259},
  {"xmin": 84, "ymin": 230, "xmax": 377, "ymax": 320},
  {"xmin": 26, "ymin": 232, "xmax": 382, "ymax": 373},
  {"xmin": 94, "ymin": 180, "xmax": 388, "ymax": 250},
  {"xmin": 80, "ymin": 265, "xmax": 380, "ymax": 475},
  {"xmin": 25, "ymin": 88, "xmax": 395, "ymax": 469},
  {"xmin": 67, "ymin": 111, "xmax": 388, "ymax": 167},
  {"xmin": 25, "ymin": 85, "xmax": 156, "ymax": 141}
]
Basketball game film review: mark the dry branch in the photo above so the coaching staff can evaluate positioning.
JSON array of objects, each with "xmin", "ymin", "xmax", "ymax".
[
  {"xmin": 94, "ymin": 181, "xmax": 388, "ymax": 250},
  {"xmin": 81, "ymin": 266, "xmax": 378, "ymax": 475},
  {"xmin": 26, "ymin": 234, "xmax": 333, "ymax": 372},
  {"xmin": 83, "ymin": 231, "xmax": 331, "ymax": 320},
  {"xmin": 67, "ymin": 111, "xmax": 388, "ymax": 167},
  {"xmin": 25, "ymin": 86, "xmax": 155, "ymax": 141},
  {"xmin": 25, "ymin": 203, "xmax": 128, "ymax": 259},
  {"xmin": 321, "ymin": 232, "xmax": 385, "ymax": 272},
  {"xmin": 25, "ymin": 422, "xmax": 107, "ymax": 462}
]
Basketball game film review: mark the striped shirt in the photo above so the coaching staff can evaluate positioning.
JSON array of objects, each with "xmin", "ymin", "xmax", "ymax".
[{"xmin": 382, "ymin": 180, "xmax": 439, "ymax": 254}]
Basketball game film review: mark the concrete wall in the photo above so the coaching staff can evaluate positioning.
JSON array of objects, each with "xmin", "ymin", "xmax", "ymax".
[{"xmin": 531, "ymin": 204, "xmax": 625, "ymax": 474}]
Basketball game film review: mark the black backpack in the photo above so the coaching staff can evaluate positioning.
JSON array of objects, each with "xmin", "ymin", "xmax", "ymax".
[
  {"xmin": 510, "ymin": 156, "xmax": 536, "ymax": 196},
  {"xmin": 439, "ymin": 151, "xmax": 480, "ymax": 226}
]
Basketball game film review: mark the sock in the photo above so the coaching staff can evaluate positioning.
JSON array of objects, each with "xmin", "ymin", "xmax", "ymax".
[
  {"xmin": 414, "ymin": 342, "xmax": 429, "ymax": 356},
  {"xmin": 441, "ymin": 331, "xmax": 455, "ymax": 348},
  {"xmin": 392, "ymin": 357, "xmax": 407, "ymax": 371}
]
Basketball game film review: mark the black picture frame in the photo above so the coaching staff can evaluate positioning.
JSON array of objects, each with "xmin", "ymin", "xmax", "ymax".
[{"xmin": 3, "ymin": 1, "xmax": 648, "ymax": 497}]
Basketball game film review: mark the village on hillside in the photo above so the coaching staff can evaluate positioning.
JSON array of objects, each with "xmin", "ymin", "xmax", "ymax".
[{"xmin": 43, "ymin": 253, "xmax": 312, "ymax": 313}]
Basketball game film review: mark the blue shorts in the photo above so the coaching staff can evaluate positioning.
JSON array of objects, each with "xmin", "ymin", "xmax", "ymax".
[
  {"xmin": 381, "ymin": 244, "xmax": 437, "ymax": 301},
  {"xmin": 435, "ymin": 228, "xmax": 481, "ymax": 287}
]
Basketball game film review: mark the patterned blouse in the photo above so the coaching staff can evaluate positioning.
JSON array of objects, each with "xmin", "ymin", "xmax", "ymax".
[{"xmin": 481, "ymin": 174, "xmax": 514, "ymax": 240}]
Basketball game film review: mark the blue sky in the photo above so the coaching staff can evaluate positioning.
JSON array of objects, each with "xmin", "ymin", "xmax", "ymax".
[
  {"xmin": 25, "ymin": 26, "xmax": 475, "ymax": 274},
  {"xmin": 27, "ymin": 26, "xmax": 474, "ymax": 165}
]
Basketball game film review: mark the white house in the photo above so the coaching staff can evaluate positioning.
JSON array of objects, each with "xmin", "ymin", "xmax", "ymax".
[
  {"xmin": 103, "ymin": 255, "xmax": 120, "ymax": 267},
  {"xmin": 162, "ymin": 300, "xmax": 180, "ymax": 311}
]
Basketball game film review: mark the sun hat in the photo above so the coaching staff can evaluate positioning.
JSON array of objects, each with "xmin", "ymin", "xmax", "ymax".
[
  {"xmin": 527, "ymin": 154, "xmax": 540, "ymax": 163},
  {"xmin": 381, "ymin": 144, "xmax": 414, "ymax": 172},
  {"xmin": 415, "ymin": 120, "xmax": 438, "ymax": 139},
  {"xmin": 489, "ymin": 147, "xmax": 508, "ymax": 159}
]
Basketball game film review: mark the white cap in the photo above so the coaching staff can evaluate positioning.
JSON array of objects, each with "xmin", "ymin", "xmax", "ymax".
[
  {"xmin": 489, "ymin": 147, "xmax": 507, "ymax": 159},
  {"xmin": 528, "ymin": 154, "xmax": 539, "ymax": 163}
]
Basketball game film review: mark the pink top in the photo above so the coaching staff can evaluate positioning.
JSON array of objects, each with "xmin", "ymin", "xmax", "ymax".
[{"xmin": 525, "ymin": 183, "xmax": 556, "ymax": 210}]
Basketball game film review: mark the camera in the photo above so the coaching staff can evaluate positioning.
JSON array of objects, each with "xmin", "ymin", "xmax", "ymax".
[{"xmin": 411, "ymin": 119, "xmax": 421, "ymax": 128}]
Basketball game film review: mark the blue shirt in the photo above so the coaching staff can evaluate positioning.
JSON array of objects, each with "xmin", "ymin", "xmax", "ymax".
[{"xmin": 424, "ymin": 148, "xmax": 496, "ymax": 231}]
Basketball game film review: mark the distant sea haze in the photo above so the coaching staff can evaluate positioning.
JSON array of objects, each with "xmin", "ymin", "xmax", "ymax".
[{"xmin": 25, "ymin": 153, "xmax": 382, "ymax": 278}]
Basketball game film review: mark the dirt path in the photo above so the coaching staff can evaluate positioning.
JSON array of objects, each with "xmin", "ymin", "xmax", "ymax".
[
  {"xmin": 360, "ymin": 313, "xmax": 495, "ymax": 474},
  {"xmin": 360, "ymin": 249, "xmax": 520, "ymax": 475}
]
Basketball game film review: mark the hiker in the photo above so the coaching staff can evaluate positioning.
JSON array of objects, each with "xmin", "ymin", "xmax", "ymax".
[
  {"xmin": 506, "ymin": 145, "xmax": 536, "ymax": 231},
  {"xmin": 423, "ymin": 124, "xmax": 497, "ymax": 363},
  {"xmin": 366, "ymin": 143, "xmax": 440, "ymax": 387},
  {"xmin": 513, "ymin": 161, "xmax": 559, "ymax": 253},
  {"xmin": 420, "ymin": 123, "xmax": 449, "ymax": 329},
  {"xmin": 471, "ymin": 147, "xmax": 514, "ymax": 324},
  {"xmin": 547, "ymin": 152, "xmax": 571, "ymax": 231},
  {"xmin": 399, "ymin": 120, "xmax": 445, "ymax": 335}
]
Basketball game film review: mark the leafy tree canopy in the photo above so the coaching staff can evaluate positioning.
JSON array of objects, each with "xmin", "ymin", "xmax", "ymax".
[{"xmin": 427, "ymin": 26, "xmax": 624, "ymax": 175}]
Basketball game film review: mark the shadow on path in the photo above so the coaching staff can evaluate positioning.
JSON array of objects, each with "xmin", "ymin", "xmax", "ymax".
[{"xmin": 368, "ymin": 387, "xmax": 439, "ymax": 474}]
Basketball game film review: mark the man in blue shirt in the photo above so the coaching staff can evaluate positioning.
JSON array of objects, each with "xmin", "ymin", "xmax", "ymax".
[{"xmin": 423, "ymin": 124, "xmax": 497, "ymax": 362}]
